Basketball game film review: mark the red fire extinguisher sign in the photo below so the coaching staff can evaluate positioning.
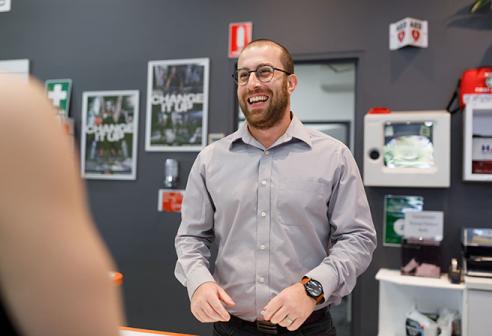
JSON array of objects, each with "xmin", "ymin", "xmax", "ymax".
[{"xmin": 228, "ymin": 22, "xmax": 253, "ymax": 58}]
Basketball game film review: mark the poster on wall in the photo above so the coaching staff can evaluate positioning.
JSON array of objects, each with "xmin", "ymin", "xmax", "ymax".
[
  {"xmin": 81, "ymin": 90, "xmax": 139, "ymax": 180},
  {"xmin": 145, "ymin": 58, "xmax": 209, "ymax": 151},
  {"xmin": 383, "ymin": 195, "xmax": 424, "ymax": 247}
]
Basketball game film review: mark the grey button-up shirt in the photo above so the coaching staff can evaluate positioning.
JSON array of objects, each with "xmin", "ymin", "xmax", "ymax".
[{"xmin": 175, "ymin": 115, "xmax": 376, "ymax": 321}]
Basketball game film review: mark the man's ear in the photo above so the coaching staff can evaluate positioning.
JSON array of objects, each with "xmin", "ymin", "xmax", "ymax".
[{"xmin": 287, "ymin": 74, "xmax": 298, "ymax": 94}]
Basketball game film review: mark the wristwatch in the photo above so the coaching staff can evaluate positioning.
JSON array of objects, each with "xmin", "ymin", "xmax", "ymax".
[{"xmin": 301, "ymin": 277, "xmax": 324, "ymax": 304}]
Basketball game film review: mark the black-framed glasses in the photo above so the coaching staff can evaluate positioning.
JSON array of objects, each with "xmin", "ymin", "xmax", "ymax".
[{"xmin": 232, "ymin": 65, "xmax": 291, "ymax": 86}]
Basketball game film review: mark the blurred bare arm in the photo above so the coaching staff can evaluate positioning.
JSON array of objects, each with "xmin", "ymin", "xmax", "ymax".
[{"xmin": 0, "ymin": 76, "xmax": 123, "ymax": 336}]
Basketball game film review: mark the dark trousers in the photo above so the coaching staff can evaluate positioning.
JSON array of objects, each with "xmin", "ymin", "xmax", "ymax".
[{"xmin": 212, "ymin": 308, "xmax": 336, "ymax": 336}]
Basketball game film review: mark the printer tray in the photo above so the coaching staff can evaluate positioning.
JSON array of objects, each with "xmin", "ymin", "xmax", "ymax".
[{"xmin": 464, "ymin": 256, "xmax": 492, "ymax": 277}]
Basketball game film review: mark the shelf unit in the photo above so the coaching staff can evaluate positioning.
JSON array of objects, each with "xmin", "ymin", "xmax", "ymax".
[{"xmin": 376, "ymin": 269, "xmax": 464, "ymax": 336}]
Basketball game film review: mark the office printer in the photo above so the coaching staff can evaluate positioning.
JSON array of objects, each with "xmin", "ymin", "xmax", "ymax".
[{"xmin": 462, "ymin": 228, "xmax": 492, "ymax": 278}]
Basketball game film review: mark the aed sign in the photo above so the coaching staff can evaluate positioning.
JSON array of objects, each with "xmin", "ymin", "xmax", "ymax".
[
  {"xmin": 389, "ymin": 17, "xmax": 428, "ymax": 50},
  {"xmin": 228, "ymin": 22, "xmax": 252, "ymax": 58}
]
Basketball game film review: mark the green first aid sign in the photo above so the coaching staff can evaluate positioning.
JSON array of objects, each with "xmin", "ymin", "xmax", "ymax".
[
  {"xmin": 383, "ymin": 195, "xmax": 424, "ymax": 246},
  {"xmin": 45, "ymin": 79, "xmax": 72, "ymax": 117}
]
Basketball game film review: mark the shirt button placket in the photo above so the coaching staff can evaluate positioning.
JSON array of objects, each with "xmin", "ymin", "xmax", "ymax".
[{"xmin": 255, "ymin": 149, "xmax": 272, "ymax": 317}]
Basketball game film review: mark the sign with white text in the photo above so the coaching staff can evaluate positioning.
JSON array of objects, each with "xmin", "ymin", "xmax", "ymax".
[{"xmin": 146, "ymin": 58, "xmax": 209, "ymax": 151}]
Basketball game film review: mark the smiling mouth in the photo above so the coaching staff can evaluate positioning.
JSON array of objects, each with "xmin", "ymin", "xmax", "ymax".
[{"xmin": 247, "ymin": 95, "xmax": 269, "ymax": 105}]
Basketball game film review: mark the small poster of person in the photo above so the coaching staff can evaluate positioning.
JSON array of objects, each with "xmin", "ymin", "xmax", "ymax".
[
  {"xmin": 81, "ymin": 90, "xmax": 139, "ymax": 180},
  {"xmin": 145, "ymin": 58, "xmax": 209, "ymax": 151}
]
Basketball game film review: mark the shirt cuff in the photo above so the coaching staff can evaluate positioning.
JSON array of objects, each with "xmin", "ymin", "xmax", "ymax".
[
  {"xmin": 186, "ymin": 268, "xmax": 215, "ymax": 300},
  {"xmin": 305, "ymin": 264, "xmax": 339, "ymax": 301}
]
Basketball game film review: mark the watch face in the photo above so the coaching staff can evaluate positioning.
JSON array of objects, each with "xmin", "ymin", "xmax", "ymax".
[{"xmin": 305, "ymin": 279, "xmax": 323, "ymax": 297}]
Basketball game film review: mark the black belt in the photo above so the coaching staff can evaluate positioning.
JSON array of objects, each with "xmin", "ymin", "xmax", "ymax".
[{"xmin": 227, "ymin": 308, "xmax": 328, "ymax": 335}]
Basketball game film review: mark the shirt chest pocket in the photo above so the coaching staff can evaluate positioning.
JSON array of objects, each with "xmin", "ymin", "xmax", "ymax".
[{"xmin": 275, "ymin": 178, "xmax": 331, "ymax": 226}]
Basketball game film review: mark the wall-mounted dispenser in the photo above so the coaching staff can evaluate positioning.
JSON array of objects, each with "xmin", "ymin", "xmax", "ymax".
[{"xmin": 164, "ymin": 158, "xmax": 179, "ymax": 188}]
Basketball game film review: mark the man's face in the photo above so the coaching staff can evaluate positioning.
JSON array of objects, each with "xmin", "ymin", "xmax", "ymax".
[
  {"xmin": 237, "ymin": 45, "xmax": 292, "ymax": 129},
  {"xmin": 105, "ymin": 101, "xmax": 114, "ymax": 112}
]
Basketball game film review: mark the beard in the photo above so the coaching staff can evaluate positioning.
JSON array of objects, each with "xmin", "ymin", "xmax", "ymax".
[{"xmin": 239, "ymin": 79, "xmax": 289, "ymax": 130}]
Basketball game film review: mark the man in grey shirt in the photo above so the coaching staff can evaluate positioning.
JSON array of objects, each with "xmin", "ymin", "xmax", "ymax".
[{"xmin": 175, "ymin": 39, "xmax": 376, "ymax": 336}]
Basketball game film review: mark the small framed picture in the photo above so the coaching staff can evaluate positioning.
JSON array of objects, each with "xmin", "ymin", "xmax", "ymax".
[
  {"xmin": 146, "ymin": 58, "xmax": 209, "ymax": 151},
  {"xmin": 81, "ymin": 90, "xmax": 139, "ymax": 180}
]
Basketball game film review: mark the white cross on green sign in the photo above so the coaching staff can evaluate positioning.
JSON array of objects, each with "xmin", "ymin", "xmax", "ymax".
[{"xmin": 45, "ymin": 79, "xmax": 72, "ymax": 117}]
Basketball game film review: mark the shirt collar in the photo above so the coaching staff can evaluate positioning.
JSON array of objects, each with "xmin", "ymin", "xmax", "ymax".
[
  {"xmin": 229, "ymin": 114, "xmax": 312, "ymax": 149},
  {"xmin": 284, "ymin": 114, "xmax": 312, "ymax": 147}
]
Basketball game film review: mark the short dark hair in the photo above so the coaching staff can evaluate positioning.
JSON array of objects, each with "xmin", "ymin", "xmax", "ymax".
[{"xmin": 241, "ymin": 39, "xmax": 294, "ymax": 74}]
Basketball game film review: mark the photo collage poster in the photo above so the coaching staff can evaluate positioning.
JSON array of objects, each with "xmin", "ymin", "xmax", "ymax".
[
  {"xmin": 81, "ymin": 90, "xmax": 139, "ymax": 180},
  {"xmin": 145, "ymin": 58, "xmax": 209, "ymax": 151}
]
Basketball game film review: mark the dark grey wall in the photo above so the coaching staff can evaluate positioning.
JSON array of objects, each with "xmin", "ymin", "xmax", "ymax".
[{"xmin": 1, "ymin": 1, "xmax": 491, "ymax": 335}]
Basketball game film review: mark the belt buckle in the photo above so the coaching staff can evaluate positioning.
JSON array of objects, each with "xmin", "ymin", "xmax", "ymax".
[{"xmin": 256, "ymin": 320, "xmax": 278, "ymax": 335}]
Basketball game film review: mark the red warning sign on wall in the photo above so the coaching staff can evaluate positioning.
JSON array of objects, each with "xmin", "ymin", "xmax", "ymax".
[
  {"xmin": 158, "ymin": 189, "xmax": 184, "ymax": 213},
  {"xmin": 228, "ymin": 22, "xmax": 253, "ymax": 58}
]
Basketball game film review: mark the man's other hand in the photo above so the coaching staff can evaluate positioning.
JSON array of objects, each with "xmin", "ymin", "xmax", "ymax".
[
  {"xmin": 262, "ymin": 282, "xmax": 316, "ymax": 331},
  {"xmin": 190, "ymin": 282, "xmax": 236, "ymax": 323}
]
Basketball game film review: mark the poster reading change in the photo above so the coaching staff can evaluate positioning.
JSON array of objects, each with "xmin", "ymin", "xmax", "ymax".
[
  {"xmin": 81, "ymin": 90, "xmax": 139, "ymax": 180},
  {"xmin": 145, "ymin": 58, "xmax": 209, "ymax": 151}
]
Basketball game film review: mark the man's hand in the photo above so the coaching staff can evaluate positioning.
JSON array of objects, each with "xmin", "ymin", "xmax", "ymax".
[
  {"xmin": 190, "ymin": 282, "xmax": 236, "ymax": 323},
  {"xmin": 262, "ymin": 282, "xmax": 316, "ymax": 331}
]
